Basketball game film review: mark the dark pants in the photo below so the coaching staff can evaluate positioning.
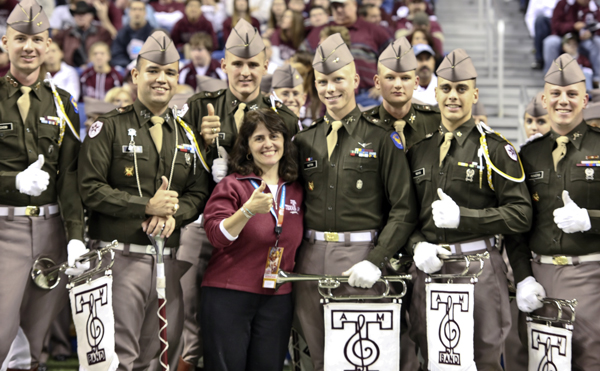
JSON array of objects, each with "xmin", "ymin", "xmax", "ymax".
[
  {"xmin": 534, "ymin": 16, "xmax": 551, "ymax": 64},
  {"xmin": 200, "ymin": 287, "xmax": 293, "ymax": 371}
]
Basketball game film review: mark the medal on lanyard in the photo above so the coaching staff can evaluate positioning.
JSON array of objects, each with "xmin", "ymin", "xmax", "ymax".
[{"xmin": 249, "ymin": 180, "xmax": 286, "ymax": 289}]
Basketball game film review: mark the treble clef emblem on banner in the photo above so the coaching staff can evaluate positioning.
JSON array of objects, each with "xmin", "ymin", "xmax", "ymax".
[
  {"xmin": 86, "ymin": 292, "xmax": 105, "ymax": 350},
  {"xmin": 439, "ymin": 295, "xmax": 460, "ymax": 353},
  {"xmin": 344, "ymin": 315, "xmax": 380, "ymax": 371}
]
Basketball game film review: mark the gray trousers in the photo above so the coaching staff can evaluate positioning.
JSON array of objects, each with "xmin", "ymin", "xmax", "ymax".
[
  {"xmin": 409, "ymin": 245, "xmax": 511, "ymax": 371},
  {"xmin": 0, "ymin": 213, "xmax": 67, "ymax": 367}
]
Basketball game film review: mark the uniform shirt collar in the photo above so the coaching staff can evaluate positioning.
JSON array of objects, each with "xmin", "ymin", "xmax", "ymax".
[
  {"xmin": 134, "ymin": 99, "xmax": 175, "ymax": 131},
  {"xmin": 5, "ymin": 72, "xmax": 44, "ymax": 100},
  {"xmin": 323, "ymin": 105, "xmax": 362, "ymax": 137},
  {"xmin": 438, "ymin": 117, "xmax": 476, "ymax": 147},
  {"xmin": 549, "ymin": 120, "xmax": 587, "ymax": 150},
  {"xmin": 377, "ymin": 104, "xmax": 418, "ymax": 132},
  {"xmin": 225, "ymin": 89, "xmax": 264, "ymax": 115}
]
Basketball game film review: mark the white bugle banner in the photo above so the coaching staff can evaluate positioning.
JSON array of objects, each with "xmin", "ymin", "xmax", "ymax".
[
  {"xmin": 70, "ymin": 275, "xmax": 119, "ymax": 371},
  {"xmin": 324, "ymin": 302, "xmax": 401, "ymax": 371},
  {"xmin": 426, "ymin": 283, "xmax": 476, "ymax": 371},
  {"xmin": 527, "ymin": 321, "xmax": 572, "ymax": 371}
]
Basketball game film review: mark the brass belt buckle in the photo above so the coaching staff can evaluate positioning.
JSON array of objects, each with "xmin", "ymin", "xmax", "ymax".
[
  {"xmin": 146, "ymin": 245, "xmax": 156, "ymax": 255},
  {"xmin": 552, "ymin": 256, "xmax": 569, "ymax": 266},
  {"xmin": 25, "ymin": 206, "xmax": 40, "ymax": 216},
  {"xmin": 324, "ymin": 232, "xmax": 339, "ymax": 242}
]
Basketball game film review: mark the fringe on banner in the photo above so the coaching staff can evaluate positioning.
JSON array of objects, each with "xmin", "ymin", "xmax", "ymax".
[
  {"xmin": 527, "ymin": 321, "xmax": 572, "ymax": 371},
  {"xmin": 426, "ymin": 283, "xmax": 476, "ymax": 371},
  {"xmin": 70, "ymin": 275, "xmax": 119, "ymax": 371},
  {"xmin": 324, "ymin": 302, "xmax": 401, "ymax": 371}
]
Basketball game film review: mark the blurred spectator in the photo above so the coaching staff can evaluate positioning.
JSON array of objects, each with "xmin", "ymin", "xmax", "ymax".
[
  {"xmin": 0, "ymin": 50, "xmax": 9, "ymax": 77},
  {"xmin": 223, "ymin": 0, "xmax": 261, "ymax": 44},
  {"xmin": 408, "ymin": 28, "xmax": 441, "ymax": 58},
  {"xmin": 523, "ymin": 92, "xmax": 550, "ymax": 138},
  {"xmin": 290, "ymin": 51, "xmax": 323, "ymax": 121},
  {"xmin": 265, "ymin": 0, "xmax": 287, "ymax": 39},
  {"xmin": 302, "ymin": 0, "xmax": 392, "ymax": 106},
  {"xmin": 263, "ymin": 37, "xmax": 280, "ymax": 74},
  {"xmin": 179, "ymin": 32, "xmax": 226, "ymax": 91},
  {"xmin": 118, "ymin": 0, "xmax": 159, "ymax": 29},
  {"xmin": 92, "ymin": 0, "xmax": 122, "ymax": 38},
  {"xmin": 46, "ymin": 42, "xmax": 81, "ymax": 101},
  {"xmin": 81, "ymin": 42, "xmax": 124, "ymax": 101},
  {"xmin": 288, "ymin": 0, "xmax": 308, "ymax": 17},
  {"xmin": 396, "ymin": 10, "xmax": 443, "ymax": 54},
  {"xmin": 309, "ymin": 5, "xmax": 329, "ymax": 28},
  {"xmin": 561, "ymin": 32, "xmax": 594, "ymax": 90},
  {"xmin": 201, "ymin": 0, "xmax": 228, "ymax": 38},
  {"xmin": 82, "ymin": 96, "xmax": 118, "ymax": 133},
  {"xmin": 105, "ymin": 85, "xmax": 134, "ymax": 106},
  {"xmin": 318, "ymin": 25, "xmax": 351, "ymax": 46},
  {"xmin": 525, "ymin": 0, "xmax": 559, "ymax": 69},
  {"xmin": 53, "ymin": 1, "xmax": 113, "ymax": 68},
  {"xmin": 0, "ymin": 0, "xmax": 18, "ymax": 36},
  {"xmin": 310, "ymin": 0, "xmax": 330, "ymax": 10},
  {"xmin": 394, "ymin": 0, "xmax": 435, "ymax": 19},
  {"xmin": 271, "ymin": 10, "xmax": 305, "ymax": 64},
  {"xmin": 110, "ymin": 0, "xmax": 154, "ymax": 68},
  {"xmin": 362, "ymin": 0, "xmax": 395, "ymax": 30},
  {"xmin": 151, "ymin": 0, "xmax": 185, "ymax": 31},
  {"xmin": 225, "ymin": 0, "xmax": 272, "ymax": 25},
  {"xmin": 583, "ymin": 102, "xmax": 600, "ymax": 127},
  {"xmin": 544, "ymin": 0, "xmax": 600, "ymax": 85},
  {"xmin": 50, "ymin": 0, "xmax": 77, "ymax": 31},
  {"xmin": 412, "ymin": 43, "xmax": 437, "ymax": 106},
  {"xmin": 171, "ymin": 0, "xmax": 218, "ymax": 53},
  {"xmin": 272, "ymin": 64, "xmax": 309, "ymax": 129}
]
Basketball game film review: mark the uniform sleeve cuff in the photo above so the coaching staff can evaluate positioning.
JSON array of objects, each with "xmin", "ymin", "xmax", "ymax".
[{"xmin": 219, "ymin": 219, "xmax": 238, "ymax": 241}]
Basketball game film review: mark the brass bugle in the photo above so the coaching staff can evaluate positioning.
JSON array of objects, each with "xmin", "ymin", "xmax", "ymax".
[
  {"xmin": 528, "ymin": 297, "xmax": 578, "ymax": 326},
  {"xmin": 276, "ymin": 270, "xmax": 412, "ymax": 301},
  {"xmin": 427, "ymin": 251, "xmax": 490, "ymax": 282},
  {"xmin": 31, "ymin": 240, "xmax": 117, "ymax": 290}
]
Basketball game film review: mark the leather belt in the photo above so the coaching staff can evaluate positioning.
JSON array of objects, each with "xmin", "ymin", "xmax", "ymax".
[
  {"xmin": 439, "ymin": 237, "xmax": 494, "ymax": 254},
  {"xmin": 99, "ymin": 241, "xmax": 172, "ymax": 256},
  {"xmin": 0, "ymin": 204, "xmax": 60, "ymax": 217},
  {"xmin": 305, "ymin": 230, "xmax": 374, "ymax": 243},
  {"xmin": 535, "ymin": 253, "xmax": 600, "ymax": 266}
]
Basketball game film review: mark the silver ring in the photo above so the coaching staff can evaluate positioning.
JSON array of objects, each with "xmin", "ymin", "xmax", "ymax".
[
  {"xmin": 211, "ymin": 128, "xmax": 218, "ymax": 134},
  {"xmin": 173, "ymin": 204, "xmax": 179, "ymax": 212},
  {"xmin": 161, "ymin": 223, "xmax": 165, "ymax": 229}
]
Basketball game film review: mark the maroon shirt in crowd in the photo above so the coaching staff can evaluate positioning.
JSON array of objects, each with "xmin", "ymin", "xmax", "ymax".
[
  {"xmin": 171, "ymin": 14, "xmax": 218, "ymax": 51},
  {"xmin": 179, "ymin": 59, "xmax": 224, "ymax": 91},
  {"xmin": 302, "ymin": 18, "xmax": 392, "ymax": 92},
  {"xmin": 222, "ymin": 16, "xmax": 261, "ymax": 46},
  {"xmin": 0, "ymin": 0, "xmax": 18, "ymax": 27},
  {"xmin": 151, "ymin": 1, "xmax": 185, "ymax": 13},
  {"xmin": 80, "ymin": 66, "xmax": 124, "ymax": 101},
  {"xmin": 203, "ymin": 173, "xmax": 304, "ymax": 295},
  {"xmin": 551, "ymin": 0, "xmax": 600, "ymax": 36},
  {"xmin": 270, "ymin": 29, "xmax": 301, "ymax": 61},
  {"xmin": 396, "ymin": 17, "xmax": 444, "ymax": 56}
]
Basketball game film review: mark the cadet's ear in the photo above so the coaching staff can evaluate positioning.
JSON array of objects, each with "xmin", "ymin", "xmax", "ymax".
[
  {"xmin": 131, "ymin": 68, "xmax": 140, "ymax": 85},
  {"xmin": 414, "ymin": 75, "xmax": 420, "ymax": 90}
]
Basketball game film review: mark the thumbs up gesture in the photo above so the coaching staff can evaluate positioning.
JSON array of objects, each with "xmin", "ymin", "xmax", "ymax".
[
  {"xmin": 145, "ymin": 176, "xmax": 180, "ymax": 216},
  {"xmin": 16, "ymin": 154, "xmax": 50, "ymax": 196},
  {"xmin": 432, "ymin": 188, "xmax": 461, "ymax": 229},
  {"xmin": 553, "ymin": 190, "xmax": 591, "ymax": 233},
  {"xmin": 200, "ymin": 103, "xmax": 221, "ymax": 146},
  {"xmin": 244, "ymin": 181, "xmax": 273, "ymax": 215}
]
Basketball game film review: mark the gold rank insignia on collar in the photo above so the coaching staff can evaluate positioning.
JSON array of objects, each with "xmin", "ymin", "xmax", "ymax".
[
  {"xmin": 139, "ymin": 109, "xmax": 152, "ymax": 119},
  {"xmin": 409, "ymin": 113, "xmax": 416, "ymax": 124},
  {"xmin": 456, "ymin": 131, "xmax": 463, "ymax": 137},
  {"xmin": 346, "ymin": 116, "xmax": 354, "ymax": 124},
  {"xmin": 573, "ymin": 132, "xmax": 582, "ymax": 140},
  {"xmin": 5, "ymin": 75, "xmax": 18, "ymax": 87}
]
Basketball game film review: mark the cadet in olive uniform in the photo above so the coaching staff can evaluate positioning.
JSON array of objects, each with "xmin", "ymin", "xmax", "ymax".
[
  {"xmin": 293, "ymin": 33, "xmax": 418, "ymax": 371},
  {"xmin": 272, "ymin": 64, "xmax": 307, "ymax": 131},
  {"xmin": 364, "ymin": 37, "xmax": 440, "ymax": 150},
  {"xmin": 78, "ymin": 31, "xmax": 209, "ymax": 371},
  {"xmin": 508, "ymin": 54, "xmax": 600, "ymax": 369},
  {"xmin": 406, "ymin": 49, "xmax": 532, "ymax": 370},
  {"xmin": 0, "ymin": 0, "xmax": 85, "ymax": 367}
]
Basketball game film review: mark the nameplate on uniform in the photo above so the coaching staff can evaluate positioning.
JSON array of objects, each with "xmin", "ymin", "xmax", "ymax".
[
  {"xmin": 529, "ymin": 171, "xmax": 544, "ymax": 180},
  {"xmin": 40, "ymin": 116, "xmax": 61, "ymax": 126},
  {"xmin": 122, "ymin": 145, "xmax": 143, "ymax": 153},
  {"xmin": 0, "ymin": 123, "xmax": 13, "ymax": 131},
  {"xmin": 304, "ymin": 158, "xmax": 317, "ymax": 170},
  {"xmin": 412, "ymin": 168, "xmax": 425, "ymax": 178}
]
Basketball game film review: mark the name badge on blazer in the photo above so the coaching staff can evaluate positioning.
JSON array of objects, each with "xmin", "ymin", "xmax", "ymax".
[
  {"xmin": 529, "ymin": 171, "xmax": 544, "ymax": 180},
  {"xmin": 122, "ymin": 145, "xmax": 143, "ymax": 153},
  {"xmin": 304, "ymin": 157, "xmax": 317, "ymax": 170},
  {"xmin": 0, "ymin": 123, "xmax": 13, "ymax": 131}
]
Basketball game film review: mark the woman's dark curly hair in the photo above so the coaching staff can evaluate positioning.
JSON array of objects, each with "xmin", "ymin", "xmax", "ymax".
[{"xmin": 229, "ymin": 108, "xmax": 298, "ymax": 182}]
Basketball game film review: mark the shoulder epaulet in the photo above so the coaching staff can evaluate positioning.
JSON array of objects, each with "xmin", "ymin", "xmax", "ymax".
[
  {"xmin": 298, "ymin": 117, "xmax": 324, "ymax": 133},
  {"xmin": 413, "ymin": 103, "xmax": 440, "ymax": 113},
  {"xmin": 98, "ymin": 105, "xmax": 132, "ymax": 119},
  {"xmin": 362, "ymin": 110, "xmax": 383, "ymax": 125},
  {"xmin": 188, "ymin": 89, "xmax": 225, "ymax": 103},
  {"xmin": 520, "ymin": 131, "xmax": 551, "ymax": 149},
  {"xmin": 589, "ymin": 125, "xmax": 600, "ymax": 134}
]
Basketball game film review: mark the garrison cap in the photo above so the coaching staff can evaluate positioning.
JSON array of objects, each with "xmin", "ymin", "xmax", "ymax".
[
  {"xmin": 590, "ymin": 88, "xmax": 600, "ymax": 102},
  {"xmin": 472, "ymin": 101, "xmax": 486, "ymax": 116},
  {"xmin": 583, "ymin": 102, "xmax": 600, "ymax": 121},
  {"xmin": 7, "ymin": 0, "xmax": 50, "ymax": 35},
  {"xmin": 525, "ymin": 92, "xmax": 547, "ymax": 117},
  {"xmin": 225, "ymin": 18, "xmax": 265, "ymax": 58},
  {"xmin": 196, "ymin": 75, "xmax": 228, "ymax": 92},
  {"xmin": 436, "ymin": 48, "xmax": 477, "ymax": 81},
  {"xmin": 379, "ymin": 37, "xmax": 417, "ymax": 73},
  {"xmin": 260, "ymin": 74, "xmax": 272, "ymax": 93},
  {"xmin": 313, "ymin": 33, "xmax": 353, "ymax": 74},
  {"xmin": 84, "ymin": 97, "xmax": 117, "ymax": 117},
  {"xmin": 272, "ymin": 65, "xmax": 303, "ymax": 89},
  {"xmin": 544, "ymin": 53, "xmax": 585, "ymax": 86},
  {"xmin": 138, "ymin": 31, "xmax": 179, "ymax": 65}
]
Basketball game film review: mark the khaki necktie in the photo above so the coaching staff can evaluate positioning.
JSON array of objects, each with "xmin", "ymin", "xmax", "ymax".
[
  {"xmin": 149, "ymin": 116, "xmax": 165, "ymax": 153},
  {"xmin": 326, "ymin": 120, "xmax": 343, "ymax": 160},
  {"xmin": 439, "ymin": 132, "xmax": 454, "ymax": 167},
  {"xmin": 552, "ymin": 136, "xmax": 569, "ymax": 171},
  {"xmin": 17, "ymin": 86, "xmax": 31, "ymax": 122},
  {"xmin": 234, "ymin": 102, "xmax": 247, "ymax": 132},
  {"xmin": 394, "ymin": 120, "xmax": 407, "ymax": 148}
]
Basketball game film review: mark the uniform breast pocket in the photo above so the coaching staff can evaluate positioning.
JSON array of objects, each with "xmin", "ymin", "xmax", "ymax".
[
  {"xmin": 38, "ymin": 124, "xmax": 61, "ymax": 164},
  {"xmin": 0, "ymin": 127, "xmax": 21, "ymax": 160},
  {"xmin": 569, "ymin": 167, "xmax": 600, "ymax": 209},
  {"xmin": 218, "ymin": 130, "xmax": 234, "ymax": 150},
  {"xmin": 302, "ymin": 158, "xmax": 325, "ymax": 197},
  {"xmin": 342, "ymin": 158, "xmax": 380, "ymax": 198},
  {"xmin": 450, "ymin": 164, "xmax": 488, "ymax": 207}
]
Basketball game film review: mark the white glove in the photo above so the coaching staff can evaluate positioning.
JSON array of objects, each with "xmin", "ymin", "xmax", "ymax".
[
  {"xmin": 553, "ymin": 190, "xmax": 591, "ymax": 233},
  {"xmin": 516, "ymin": 276, "xmax": 546, "ymax": 312},
  {"xmin": 413, "ymin": 241, "xmax": 451, "ymax": 274},
  {"xmin": 15, "ymin": 155, "xmax": 49, "ymax": 197},
  {"xmin": 432, "ymin": 188, "xmax": 460, "ymax": 229},
  {"xmin": 65, "ymin": 240, "xmax": 90, "ymax": 276},
  {"xmin": 212, "ymin": 146, "xmax": 229, "ymax": 184},
  {"xmin": 342, "ymin": 260, "xmax": 382, "ymax": 289}
]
